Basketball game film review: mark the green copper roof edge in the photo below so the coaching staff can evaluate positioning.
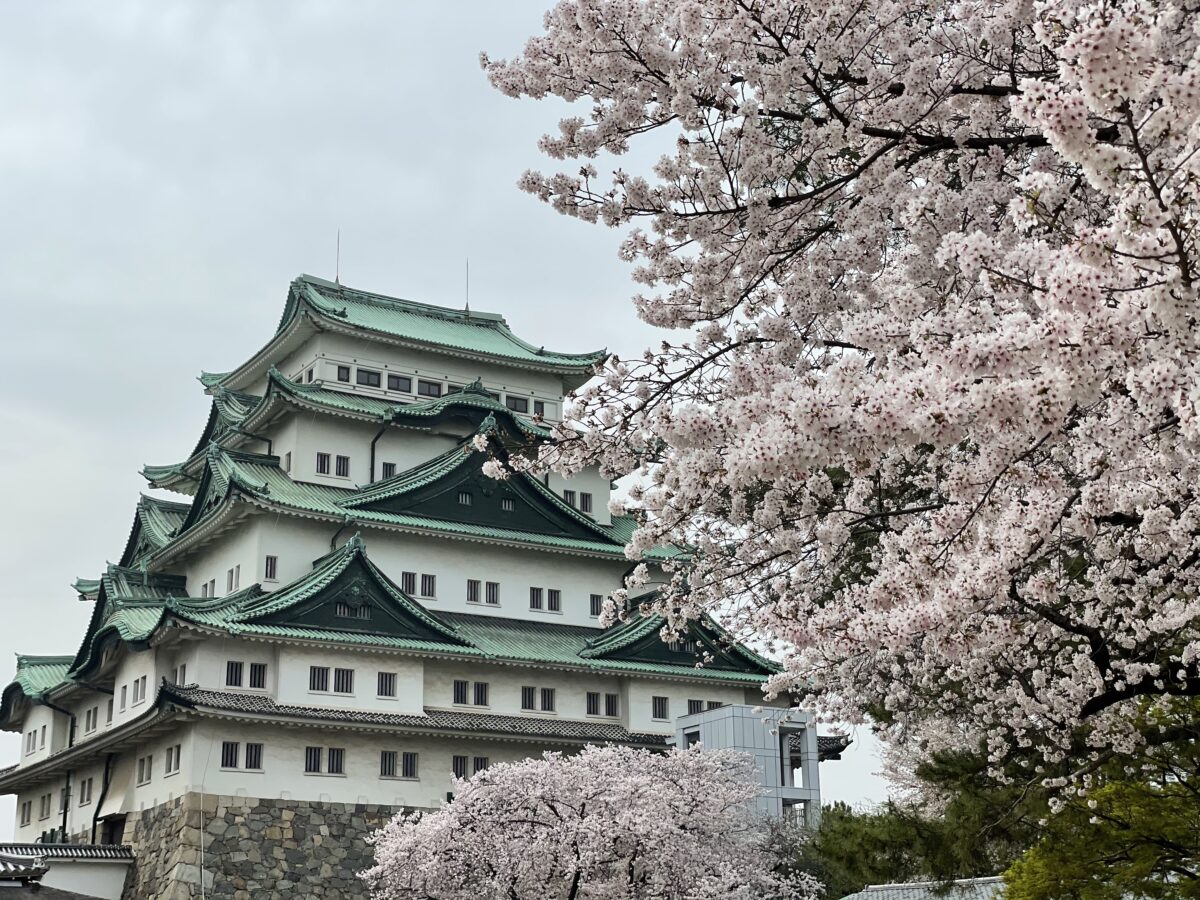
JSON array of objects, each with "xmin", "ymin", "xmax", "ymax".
[{"xmin": 294, "ymin": 276, "xmax": 607, "ymax": 370}]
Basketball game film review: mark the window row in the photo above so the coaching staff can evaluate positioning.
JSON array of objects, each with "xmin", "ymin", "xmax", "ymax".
[
  {"xmin": 329, "ymin": 363, "xmax": 551, "ymax": 417},
  {"xmin": 221, "ymin": 741, "xmax": 265, "ymax": 771},
  {"xmin": 400, "ymin": 572, "xmax": 437, "ymax": 599},
  {"xmin": 22, "ymin": 726, "xmax": 45, "ymax": 755},
  {"xmin": 528, "ymin": 587, "xmax": 562, "ymax": 612},
  {"xmin": 315, "ymin": 452, "xmax": 352, "ymax": 478},
  {"xmin": 452, "ymin": 679, "xmax": 489, "ymax": 707},
  {"xmin": 226, "ymin": 661, "xmax": 269, "ymax": 690},
  {"xmin": 561, "ymin": 489, "xmax": 594, "ymax": 514}
]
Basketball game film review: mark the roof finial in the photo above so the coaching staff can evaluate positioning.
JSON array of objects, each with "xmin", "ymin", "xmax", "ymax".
[
  {"xmin": 335, "ymin": 228, "xmax": 341, "ymax": 285},
  {"xmin": 465, "ymin": 256, "xmax": 470, "ymax": 316}
]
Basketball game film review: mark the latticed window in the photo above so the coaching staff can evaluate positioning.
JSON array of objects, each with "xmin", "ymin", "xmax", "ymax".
[
  {"xmin": 378, "ymin": 672, "xmax": 397, "ymax": 698},
  {"xmin": 225, "ymin": 661, "xmax": 243, "ymax": 687},
  {"xmin": 485, "ymin": 582, "xmax": 500, "ymax": 605},
  {"xmin": 586, "ymin": 692, "xmax": 600, "ymax": 716},
  {"xmin": 309, "ymin": 666, "xmax": 330, "ymax": 692},
  {"xmin": 548, "ymin": 589, "xmax": 561, "ymax": 612},
  {"xmin": 304, "ymin": 747, "xmax": 322, "ymax": 773},
  {"xmin": 473, "ymin": 757, "xmax": 489, "ymax": 773},
  {"xmin": 380, "ymin": 750, "xmax": 397, "ymax": 778},
  {"xmin": 402, "ymin": 752, "xmax": 418, "ymax": 779},
  {"xmin": 335, "ymin": 455, "xmax": 350, "ymax": 478},
  {"xmin": 401, "ymin": 571, "xmax": 417, "ymax": 594},
  {"xmin": 688, "ymin": 699, "xmax": 704, "ymax": 716},
  {"xmin": 466, "ymin": 580, "xmax": 481, "ymax": 603},
  {"xmin": 541, "ymin": 688, "xmax": 556, "ymax": 712},
  {"xmin": 333, "ymin": 668, "xmax": 354, "ymax": 694},
  {"xmin": 473, "ymin": 682, "xmax": 489, "ymax": 706},
  {"xmin": 221, "ymin": 741, "xmax": 240, "ymax": 769},
  {"xmin": 590, "ymin": 594, "xmax": 604, "ymax": 617},
  {"xmin": 246, "ymin": 743, "xmax": 263, "ymax": 770},
  {"xmin": 327, "ymin": 748, "xmax": 345, "ymax": 775},
  {"xmin": 521, "ymin": 686, "xmax": 535, "ymax": 710},
  {"xmin": 453, "ymin": 680, "xmax": 469, "ymax": 705},
  {"xmin": 420, "ymin": 574, "xmax": 436, "ymax": 598},
  {"xmin": 529, "ymin": 587, "xmax": 543, "ymax": 610},
  {"xmin": 452, "ymin": 755, "xmax": 468, "ymax": 779},
  {"xmin": 249, "ymin": 663, "xmax": 267, "ymax": 689},
  {"xmin": 652, "ymin": 696, "xmax": 670, "ymax": 720},
  {"xmin": 316, "ymin": 452, "xmax": 331, "ymax": 474}
]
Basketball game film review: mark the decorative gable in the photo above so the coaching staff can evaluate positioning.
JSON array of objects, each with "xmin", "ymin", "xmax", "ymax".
[{"xmin": 580, "ymin": 614, "xmax": 779, "ymax": 676}]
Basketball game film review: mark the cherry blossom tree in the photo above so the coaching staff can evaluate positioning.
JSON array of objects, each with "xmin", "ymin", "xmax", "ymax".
[
  {"xmin": 360, "ymin": 744, "xmax": 817, "ymax": 900},
  {"xmin": 482, "ymin": 0, "xmax": 1200, "ymax": 785}
]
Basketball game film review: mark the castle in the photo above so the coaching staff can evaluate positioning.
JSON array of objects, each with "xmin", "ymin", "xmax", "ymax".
[{"xmin": 0, "ymin": 275, "xmax": 838, "ymax": 897}]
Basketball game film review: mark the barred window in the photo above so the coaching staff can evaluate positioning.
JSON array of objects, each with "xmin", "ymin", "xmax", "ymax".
[
  {"xmin": 309, "ymin": 666, "xmax": 330, "ymax": 692},
  {"xmin": 473, "ymin": 756, "xmax": 489, "ymax": 773},
  {"xmin": 458, "ymin": 491, "xmax": 473, "ymax": 506},
  {"xmin": 586, "ymin": 692, "xmax": 600, "ymax": 716},
  {"xmin": 541, "ymin": 688, "xmax": 556, "ymax": 712},
  {"xmin": 316, "ymin": 452, "xmax": 331, "ymax": 474},
  {"xmin": 333, "ymin": 668, "xmax": 354, "ymax": 694},
  {"xmin": 420, "ymin": 574, "xmax": 436, "ymax": 598},
  {"xmin": 380, "ymin": 750, "xmax": 397, "ymax": 778},
  {"xmin": 246, "ymin": 743, "xmax": 263, "ymax": 770},
  {"xmin": 381, "ymin": 462, "xmax": 397, "ymax": 479},
  {"xmin": 473, "ymin": 682, "xmax": 489, "ymax": 707},
  {"xmin": 378, "ymin": 672, "xmax": 397, "ymax": 698},
  {"xmin": 264, "ymin": 555, "xmax": 278, "ymax": 580},
  {"xmin": 401, "ymin": 571, "xmax": 417, "ymax": 594},
  {"xmin": 221, "ymin": 741, "xmax": 240, "ymax": 769},
  {"xmin": 529, "ymin": 587, "xmax": 543, "ymax": 610},
  {"xmin": 466, "ymin": 579, "xmax": 481, "ymax": 603},
  {"xmin": 327, "ymin": 748, "xmax": 345, "ymax": 775},
  {"xmin": 652, "ymin": 696, "xmax": 670, "ymax": 720},
  {"xmin": 335, "ymin": 455, "xmax": 350, "ymax": 478},
  {"xmin": 605, "ymin": 693, "xmax": 620, "ymax": 717},
  {"xmin": 521, "ymin": 686, "xmax": 536, "ymax": 710},
  {"xmin": 547, "ymin": 589, "xmax": 561, "ymax": 612},
  {"xmin": 225, "ymin": 661, "xmax": 243, "ymax": 687},
  {"xmin": 581, "ymin": 492, "xmax": 593, "ymax": 513},
  {"xmin": 501, "ymin": 498, "xmax": 515, "ymax": 512},
  {"xmin": 707, "ymin": 701, "xmax": 724, "ymax": 711},
  {"xmin": 402, "ymin": 752, "xmax": 418, "ymax": 779},
  {"xmin": 304, "ymin": 746, "xmax": 323, "ymax": 773},
  {"xmin": 563, "ymin": 489, "xmax": 577, "ymax": 507},
  {"xmin": 590, "ymin": 594, "xmax": 604, "ymax": 617},
  {"xmin": 453, "ymin": 680, "xmax": 469, "ymax": 705},
  {"xmin": 485, "ymin": 581, "xmax": 500, "ymax": 604},
  {"xmin": 452, "ymin": 755, "xmax": 468, "ymax": 779},
  {"xmin": 249, "ymin": 663, "xmax": 267, "ymax": 689},
  {"xmin": 688, "ymin": 699, "xmax": 704, "ymax": 716}
]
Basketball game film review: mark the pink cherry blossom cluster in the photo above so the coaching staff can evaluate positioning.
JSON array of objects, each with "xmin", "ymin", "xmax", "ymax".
[
  {"xmin": 361, "ymin": 745, "xmax": 817, "ymax": 899},
  {"xmin": 484, "ymin": 0, "xmax": 1200, "ymax": 784}
]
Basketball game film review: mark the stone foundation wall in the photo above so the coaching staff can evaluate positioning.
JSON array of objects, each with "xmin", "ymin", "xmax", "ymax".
[{"xmin": 120, "ymin": 793, "xmax": 404, "ymax": 899}]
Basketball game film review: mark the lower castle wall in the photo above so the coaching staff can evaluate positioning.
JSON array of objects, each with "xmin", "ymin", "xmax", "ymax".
[{"xmin": 120, "ymin": 792, "xmax": 407, "ymax": 899}]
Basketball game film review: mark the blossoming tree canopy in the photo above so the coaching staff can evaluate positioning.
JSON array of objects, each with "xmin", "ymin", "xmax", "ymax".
[
  {"xmin": 361, "ymin": 745, "xmax": 818, "ymax": 900},
  {"xmin": 482, "ymin": 0, "xmax": 1200, "ymax": 777}
]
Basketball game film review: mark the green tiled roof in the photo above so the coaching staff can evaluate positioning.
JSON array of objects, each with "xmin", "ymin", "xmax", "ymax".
[
  {"xmin": 9, "ymin": 657, "xmax": 73, "ymax": 700},
  {"xmin": 198, "ymin": 371, "xmax": 230, "ymax": 388},
  {"xmin": 118, "ymin": 495, "xmax": 190, "ymax": 567},
  {"xmin": 284, "ymin": 275, "xmax": 606, "ymax": 373},
  {"xmin": 72, "ymin": 578, "xmax": 101, "ymax": 600}
]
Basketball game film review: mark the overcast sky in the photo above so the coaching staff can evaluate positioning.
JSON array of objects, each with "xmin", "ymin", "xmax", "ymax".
[{"xmin": 0, "ymin": 1, "xmax": 888, "ymax": 838}]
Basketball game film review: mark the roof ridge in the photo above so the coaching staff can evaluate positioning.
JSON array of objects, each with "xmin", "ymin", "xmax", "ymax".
[{"xmin": 296, "ymin": 274, "xmax": 508, "ymax": 325}]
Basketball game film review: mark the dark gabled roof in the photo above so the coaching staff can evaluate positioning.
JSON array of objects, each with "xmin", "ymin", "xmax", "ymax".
[
  {"xmin": 166, "ymin": 535, "xmax": 471, "ymax": 649},
  {"xmin": 117, "ymin": 495, "xmax": 190, "ymax": 567},
  {"xmin": 580, "ymin": 611, "xmax": 779, "ymax": 675},
  {"xmin": 164, "ymin": 684, "xmax": 668, "ymax": 746}
]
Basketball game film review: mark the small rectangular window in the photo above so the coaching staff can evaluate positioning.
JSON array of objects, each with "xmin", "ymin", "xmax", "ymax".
[
  {"xmin": 501, "ymin": 497, "xmax": 515, "ymax": 512},
  {"xmin": 473, "ymin": 682, "xmax": 489, "ymax": 706},
  {"xmin": 381, "ymin": 462, "xmax": 396, "ymax": 479},
  {"xmin": 106, "ymin": 699, "xmax": 113, "ymax": 723},
  {"xmin": 580, "ymin": 492, "xmax": 593, "ymax": 513},
  {"xmin": 209, "ymin": 578, "xmax": 216, "ymax": 596},
  {"xmin": 466, "ymin": 579, "xmax": 481, "ymax": 603},
  {"xmin": 201, "ymin": 581, "xmax": 209, "ymax": 598},
  {"xmin": 227, "ymin": 568, "xmax": 235, "ymax": 592},
  {"xmin": 246, "ymin": 742, "xmax": 263, "ymax": 770},
  {"xmin": 226, "ymin": 661, "xmax": 244, "ymax": 687},
  {"xmin": 165, "ymin": 743, "xmax": 182, "ymax": 774},
  {"xmin": 417, "ymin": 380, "xmax": 442, "ymax": 397},
  {"xmin": 401, "ymin": 571, "xmax": 417, "ymax": 594},
  {"xmin": 485, "ymin": 581, "xmax": 500, "ymax": 605},
  {"xmin": 548, "ymin": 589, "xmax": 561, "ymax": 612},
  {"xmin": 688, "ymin": 699, "xmax": 704, "ymax": 715},
  {"xmin": 316, "ymin": 452, "xmax": 331, "ymax": 475},
  {"xmin": 402, "ymin": 751, "xmax": 418, "ymax": 779},
  {"xmin": 420, "ymin": 574, "xmax": 436, "ymax": 598},
  {"xmin": 79, "ymin": 777, "xmax": 93, "ymax": 806},
  {"xmin": 137, "ymin": 754, "xmax": 153, "ymax": 785},
  {"xmin": 327, "ymin": 747, "xmax": 345, "ymax": 775},
  {"xmin": 265, "ymin": 555, "xmax": 278, "ymax": 580},
  {"xmin": 380, "ymin": 750, "xmax": 397, "ymax": 778},
  {"xmin": 652, "ymin": 696, "xmax": 670, "ymax": 721},
  {"xmin": 234, "ymin": 564, "xmax": 240, "ymax": 589},
  {"xmin": 529, "ymin": 587, "xmax": 543, "ymax": 610},
  {"xmin": 249, "ymin": 663, "xmax": 267, "ymax": 689},
  {"xmin": 333, "ymin": 668, "xmax": 354, "ymax": 694},
  {"xmin": 590, "ymin": 594, "xmax": 604, "ymax": 617},
  {"xmin": 120, "ymin": 685, "xmax": 127, "ymax": 711},
  {"xmin": 40, "ymin": 724, "xmax": 46, "ymax": 747},
  {"xmin": 387, "ymin": 374, "xmax": 412, "ymax": 392},
  {"xmin": 221, "ymin": 741, "xmax": 240, "ymax": 769},
  {"xmin": 356, "ymin": 368, "xmax": 381, "ymax": 388},
  {"xmin": 284, "ymin": 451, "xmax": 292, "ymax": 473},
  {"xmin": 458, "ymin": 490, "xmax": 473, "ymax": 506},
  {"xmin": 473, "ymin": 756, "xmax": 489, "ymax": 774},
  {"xmin": 378, "ymin": 672, "xmax": 397, "ymax": 697},
  {"xmin": 534, "ymin": 400, "xmax": 545, "ymax": 417},
  {"xmin": 563, "ymin": 489, "xmax": 577, "ymax": 507},
  {"xmin": 19, "ymin": 802, "xmax": 30, "ymax": 826},
  {"xmin": 540, "ymin": 687, "xmax": 556, "ymax": 712},
  {"xmin": 305, "ymin": 746, "xmax": 323, "ymax": 773},
  {"xmin": 306, "ymin": 367, "xmax": 314, "ymax": 383},
  {"xmin": 521, "ymin": 686, "xmax": 535, "ymax": 710},
  {"xmin": 586, "ymin": 692, "xmax": 600, "ymax": 716},
  {"xmin": 175, "ymin": 664, "xmax": 186, "ymax": 685},
  {"xmin": 310, "ymin": 666, "xmax": 330, "ymax": 692},
  {"xmin": 505, "ymin": 396, "xmax": 529, "ymax": 413},
  {"xmin": 335, "ymin": 600, "xmax": 371, "ymax": 619},
  {"xmin": 453, "ymin": 679, "xmax": 469, "ymax": 705},
  {"xmin": 707, "ymin": 701, "xmax": 724, "ymax": 711},
  {"xmin": 335, "ymin": 455, "xmax": 350, "ymax": 477},
  {"xmin": 337, "ymin": 365, "xmax": 351, "ymax": 382},
  {"xmin": 452, "ymin": 755, "xmax": 468, "ymax": 779},
  {"xmin": 605, "ymin": 693, "xmax": 620, "ymax": 717}
]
